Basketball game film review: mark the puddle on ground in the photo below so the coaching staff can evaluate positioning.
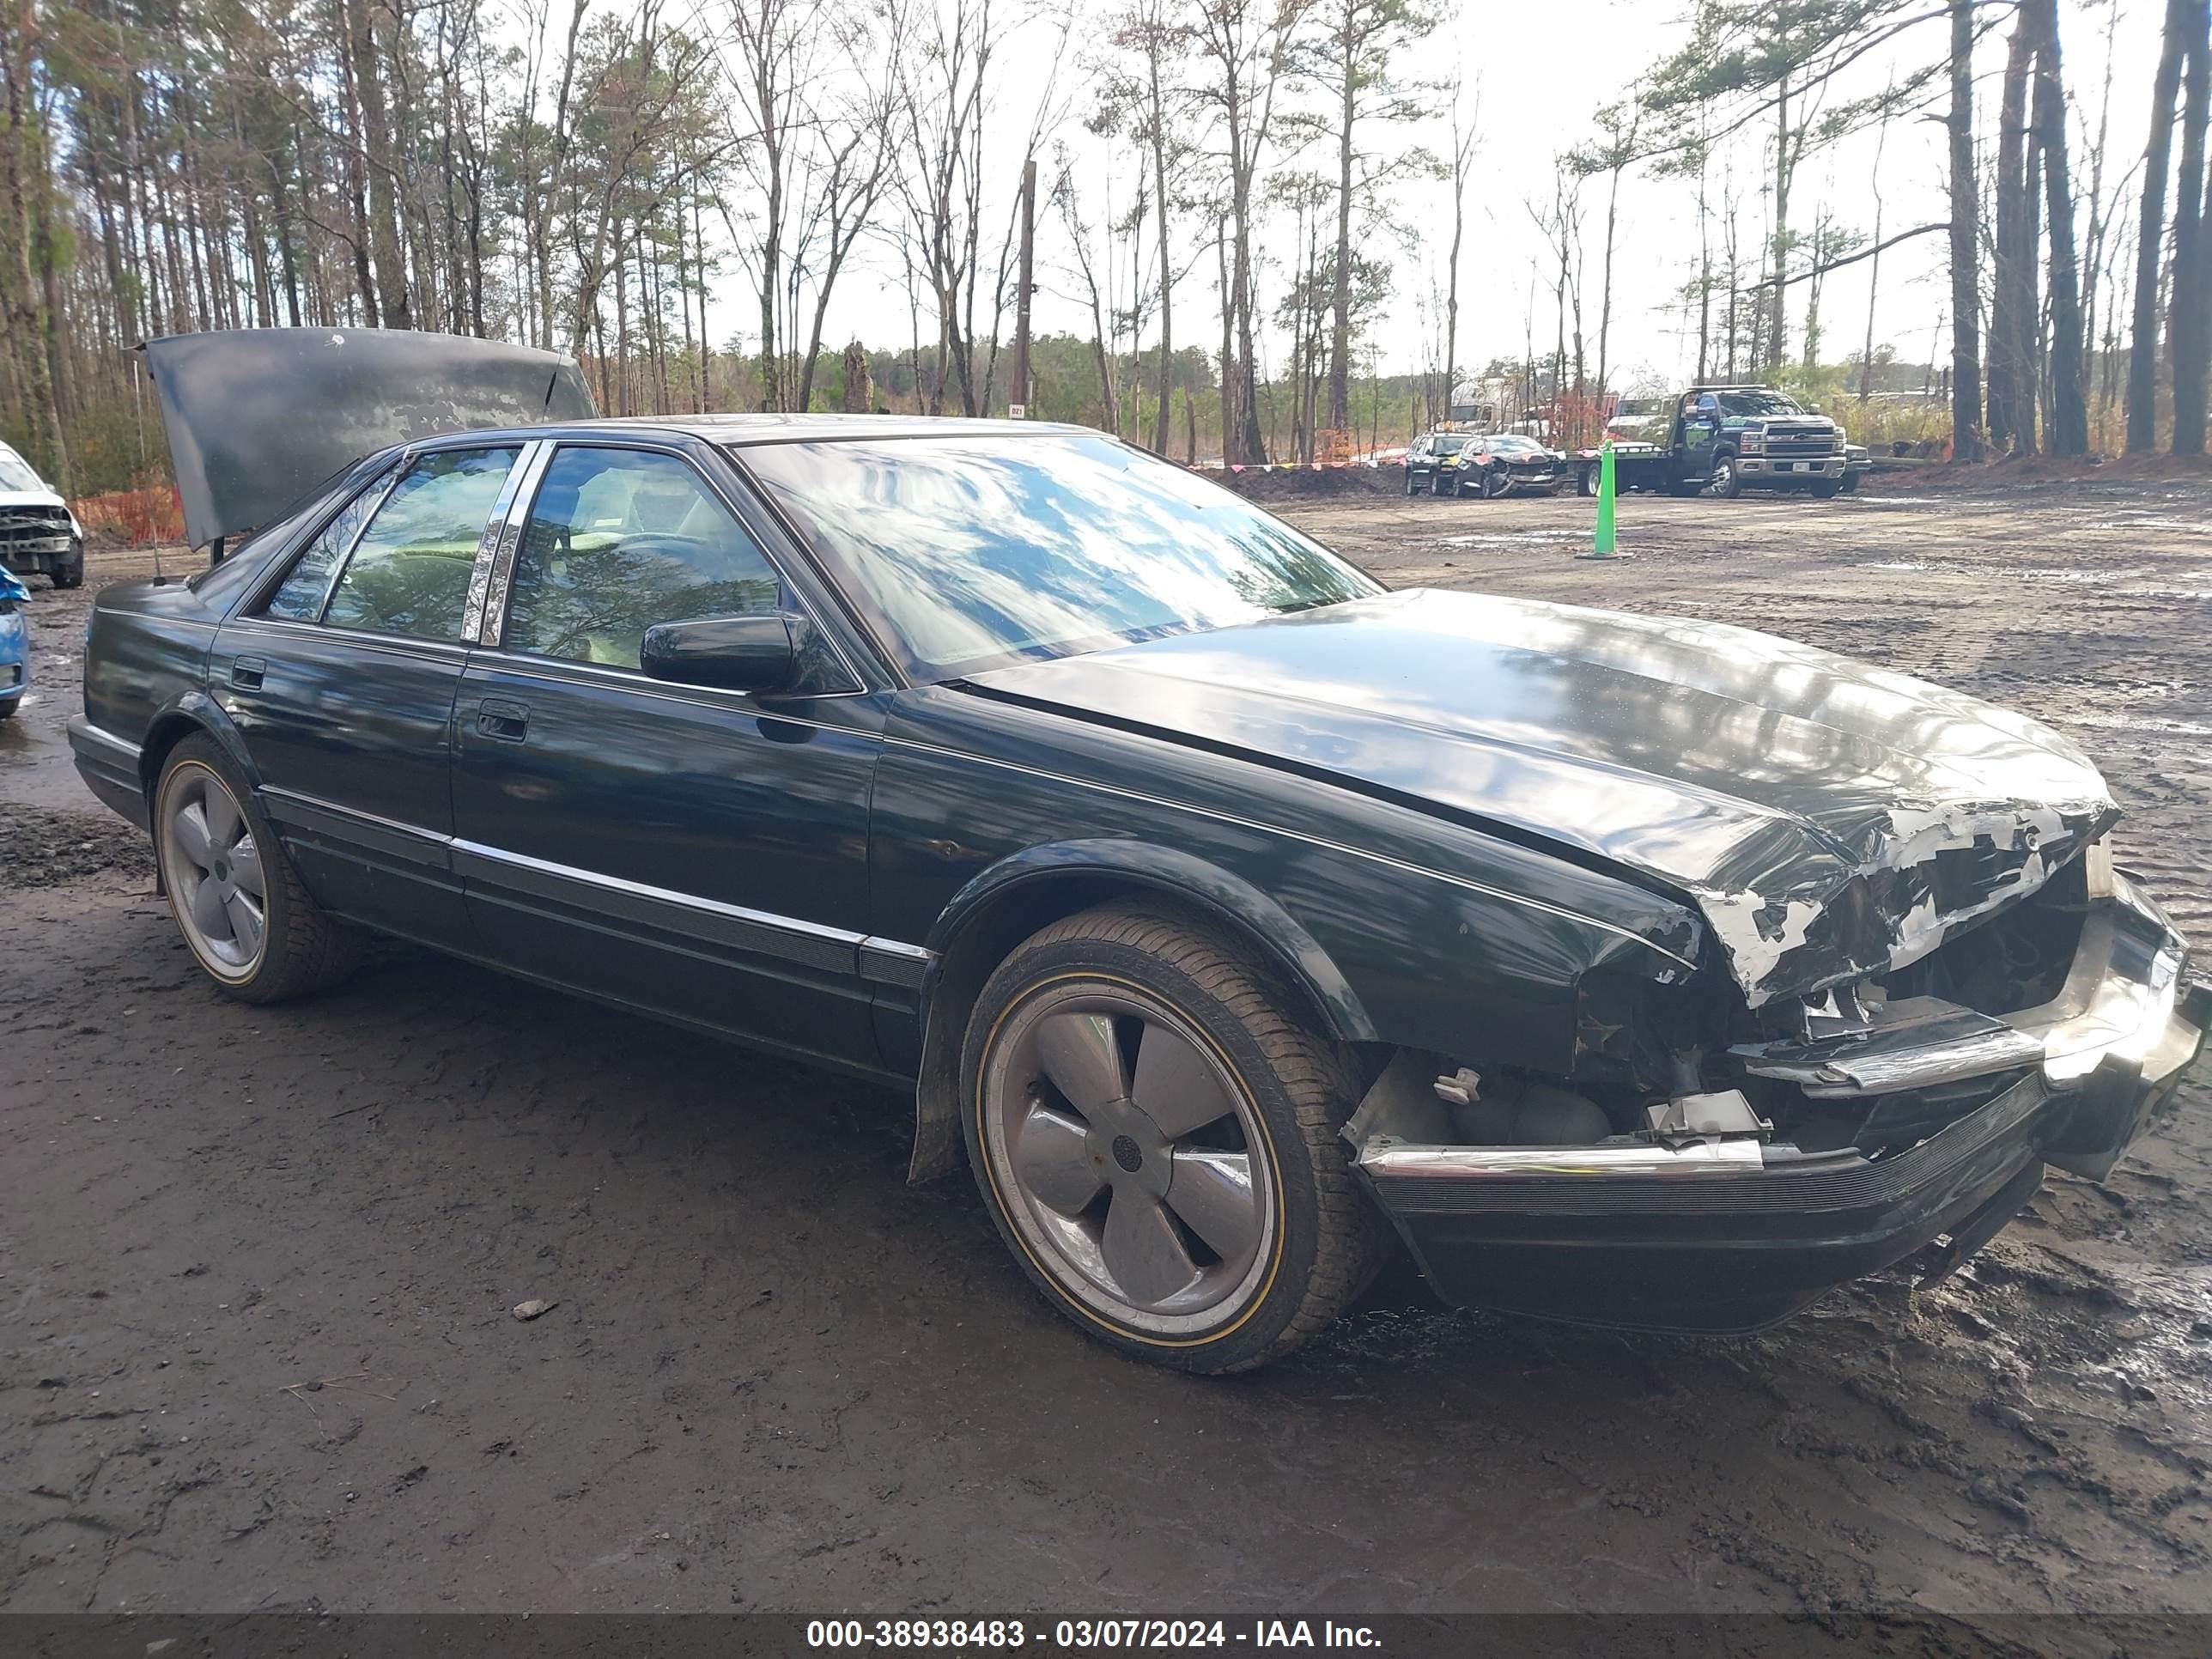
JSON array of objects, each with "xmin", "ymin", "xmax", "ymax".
[
  {"xmin": 1429, "ymin": 530, "xmax": 1597, "ymax": 549},
  {"xmin": 2060, "ymin": 711, "xmax": 2212, "ymax": 738}
]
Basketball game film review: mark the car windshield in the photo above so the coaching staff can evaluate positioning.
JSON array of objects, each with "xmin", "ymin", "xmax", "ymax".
[
  {"xmin": 1486, "ymin": 436, "xmax": 1541, "ymax": 453},
  {"xmin": 0, "ymin": 447, "xmax": 50, "ymax": 493},
  {"xmin": 1431, "ymin": 436, "xmax": 1469, "ymax": 455},
  {"xmin": 1712, "ymin": 389, "xmax": 1807, "ymax": 417},
  {"xmin": 738, "ymin": 433, "xmax": 1383, "ymax": 680}
]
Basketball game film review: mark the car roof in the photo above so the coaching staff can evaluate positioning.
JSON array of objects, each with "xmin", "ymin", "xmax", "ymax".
[{"xmin": 465, "ymin": 412, "xmax": 1099, "ymax": 448}]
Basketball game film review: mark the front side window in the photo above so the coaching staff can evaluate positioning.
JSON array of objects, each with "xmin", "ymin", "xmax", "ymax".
[
  {"xmin": 323, "ymin": 447, "xmax": 519, "ymax": 641},
  {"xmin": 501, "ymin": 447, "xmax": 781, "ymax": 671},
  {"xmin": 739, "ymin": 433, "xmax": 1382, "ymax": 681}
]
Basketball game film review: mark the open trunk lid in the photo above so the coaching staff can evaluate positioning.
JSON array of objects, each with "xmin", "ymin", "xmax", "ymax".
[{"xmin": 140, "ymin": 328, "xmax": 596, "ymax": 550}]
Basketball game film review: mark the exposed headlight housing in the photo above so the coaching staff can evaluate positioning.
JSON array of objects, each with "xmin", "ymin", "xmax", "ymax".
[{"xmin": 1738, "ymin": 433, "xmax": 1765, "ymax": 454}]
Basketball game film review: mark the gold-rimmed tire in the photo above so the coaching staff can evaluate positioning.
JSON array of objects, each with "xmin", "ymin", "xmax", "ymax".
[
  {"xmin": 962, "ymin": 902, "xmax": 1389, "ymax": 1373},
  {"xmin": 153, "ymin": 735, "xmax": 362, "ymax": 1001}
]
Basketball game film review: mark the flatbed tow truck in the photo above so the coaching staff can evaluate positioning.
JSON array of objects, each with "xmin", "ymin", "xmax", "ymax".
[{"xmin": 1573, "ymin": 385, "xmax": 1846, "ymax": 501}]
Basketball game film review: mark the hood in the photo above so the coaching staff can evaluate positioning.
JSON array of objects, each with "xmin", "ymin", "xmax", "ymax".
[
  {"xmin": 965, "ymin": 589, "xmax": 2117, "ymax": 1008},
  {"xmin": 0, "ymin": 484, "xmax": 78, "ymax": 539},
  {"xmin": 141, "ymin": 329, "xmax": 597, "ymax": 550}
]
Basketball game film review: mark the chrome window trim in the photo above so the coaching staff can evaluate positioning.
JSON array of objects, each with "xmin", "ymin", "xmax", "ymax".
[
  {"xmin": 220, "ymin": 613, "xmax": 472, "ymax": 664},
  {"xmin": 475, "ymin": 440, "xmax": 556, "ymax": 647},
  {"xmin": 460, "ymin": 641, "xmax": 876, "ymax": 708},
  {"xmin": 481, "ymin": 438, "xmax": 866, "ymax": 691},
  {"xmin": 464, "ymin": 440, "xmax": 550, "ymax": 644}
]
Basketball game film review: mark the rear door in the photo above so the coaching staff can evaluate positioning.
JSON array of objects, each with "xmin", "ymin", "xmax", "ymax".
[
  {"xmin": 449, "ymin": 441, "xmax": 888, "ymax": 1070},
  {"xmin": 213, "ymin": 442, "xmax": 527, "ymax": 950}
]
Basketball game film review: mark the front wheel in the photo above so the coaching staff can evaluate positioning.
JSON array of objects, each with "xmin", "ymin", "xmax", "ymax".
[
  {"xmin": 1402, "ymin": 468, "xmax": 1417, "ymax": 495},
  {"xmin": 1810, "ymin": 477, "xmax": 1841, "ymax": 499},
  {"xmin": 1483, "ymin": 467, "xmax": 1514, "ymax": 499},
  {"xmin": 962, "ymin": 903, "xmax": 1389, "ymax": 1373},
  {"xmin": 51, "ymin": 541, "xmax": 85, "ymax": 589},
  {"xmin": 0, "ymin": 697, "xmax": 18, "ymax": 721},
  {"xmin": 153, "ymin": 735, "xmax": 362, "ymax": 1001},
  {"xmin": 1711, "ymin": 452, "xmax": 1744, "ymax": 499}
]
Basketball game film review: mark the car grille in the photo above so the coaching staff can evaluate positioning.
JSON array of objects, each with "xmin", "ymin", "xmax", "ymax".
[
  {"xmin": 0, "ymin": 507, "xmax": 71, "ymax": 552},
  {"xmin": 1764, "ymin": 425, "xmax": 1838, "ymax": 459}
]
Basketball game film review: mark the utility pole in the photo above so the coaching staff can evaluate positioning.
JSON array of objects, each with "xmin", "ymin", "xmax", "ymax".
[{"xmin": 1012, "ymin": 157, "xmax": 1036, "ymax": 417}]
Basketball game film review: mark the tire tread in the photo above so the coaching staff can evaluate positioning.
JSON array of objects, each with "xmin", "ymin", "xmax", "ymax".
[{"xmin": 976, "ymin": 901, "xmax": 1392, "ymax": 1371}]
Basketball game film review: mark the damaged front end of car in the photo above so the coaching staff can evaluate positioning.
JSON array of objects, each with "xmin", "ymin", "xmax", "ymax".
[{"xmin": 1342, "ymin": 833, "xmax": 2209, "ymax": 1334}]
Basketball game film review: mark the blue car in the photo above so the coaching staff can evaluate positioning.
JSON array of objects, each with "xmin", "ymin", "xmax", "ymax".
[{"xmin": 0, "ymin": 568, "xmax": 29, "ymax": 719}]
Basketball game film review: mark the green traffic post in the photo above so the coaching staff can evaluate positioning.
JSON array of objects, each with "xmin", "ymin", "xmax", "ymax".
[{"xmin": 1577, "ymin": 440, "xmax": 1626, "ymax": 560}]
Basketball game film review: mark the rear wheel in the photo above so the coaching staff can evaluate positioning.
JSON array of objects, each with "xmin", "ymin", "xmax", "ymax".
[
  {"xmin": 153, "ymin": 735, "xmax": 362, "ymax": 1001},
  {"xmin": 1577, "ymin": 465, "xmax": 1598, "ymax": 496},
  {"xmin": 962, "ymin": 902, "xmax": 1389, "ymax": 1373}
]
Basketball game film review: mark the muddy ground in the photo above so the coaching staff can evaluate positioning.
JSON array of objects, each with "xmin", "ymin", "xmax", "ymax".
[{"xmin": 3, "ymin": 476, "xmax": 2210, "ymax": 1625}]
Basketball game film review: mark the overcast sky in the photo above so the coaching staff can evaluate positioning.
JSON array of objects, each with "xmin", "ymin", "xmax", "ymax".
[{"xmin": 720, "ymin": 0, "xmax": 2165, "ymax": 394}]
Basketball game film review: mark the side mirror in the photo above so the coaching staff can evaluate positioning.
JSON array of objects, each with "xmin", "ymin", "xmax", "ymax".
[{"xmin": 641, "ymin": 614, "xmax": 802, "ymax": 694}]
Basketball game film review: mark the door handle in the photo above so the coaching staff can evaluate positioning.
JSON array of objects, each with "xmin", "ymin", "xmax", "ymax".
[
  {"xmin": 230, "ymin": 656, "xmax": 265, "ymax": 690},
  {"xmin": 477, "ymin": 697, "xmax": 530, "ymax": 742}
]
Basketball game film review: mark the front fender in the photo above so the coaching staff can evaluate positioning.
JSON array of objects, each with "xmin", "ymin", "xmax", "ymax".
[
  {"xmin": 925, "ymin": 838, "xmax": 1376, "ymax": 1042},
  {"xmin": 905, "ymin": 838, "xmax": 1379, "ymax": 1184}
]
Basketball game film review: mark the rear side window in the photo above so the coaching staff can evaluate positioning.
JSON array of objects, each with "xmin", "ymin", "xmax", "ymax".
[
  {"xmin": 262, "ymin": 465, "xmax": 396, "ymax": 621},
  {"xmin": 323, "ymin": 447, "xmax": 519, "ymax": 641}
]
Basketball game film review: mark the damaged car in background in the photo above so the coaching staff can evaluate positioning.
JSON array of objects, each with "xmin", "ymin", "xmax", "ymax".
[
  {"xmin": 0, "ymin": 440, "xmax": 86, "ymax": 590},
  {"xmin": 72, "ymin": 329, "xmax": 2208, "ymax": 1372}
]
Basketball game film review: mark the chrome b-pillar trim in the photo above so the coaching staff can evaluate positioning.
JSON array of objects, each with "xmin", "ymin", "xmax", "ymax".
[{"xmin": 464, "ymin": 440, "xmax": 553, "ymax": 647}]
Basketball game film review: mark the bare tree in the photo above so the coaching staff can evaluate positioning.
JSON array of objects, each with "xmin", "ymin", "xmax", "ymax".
[
  {"xmin": 2126, "ymin": 0, "xmax": 2191, "ymax": 453},
  {"xmin": 1304, "ymin": 0, "xmax": 1430, "ymax": 434},
  {"xmin": 1184, "ymin": 0, "xmax": 1310, "ymax": 465}
]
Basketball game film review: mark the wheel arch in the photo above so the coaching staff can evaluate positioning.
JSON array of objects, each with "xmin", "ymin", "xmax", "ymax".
[
  {"xmin": 905, "ymin": 841, "xmax": 1376, "ymax": 1183},
  {"xmin": 139, "ymin": 691, "xmax": 264, "ymax": 805}
]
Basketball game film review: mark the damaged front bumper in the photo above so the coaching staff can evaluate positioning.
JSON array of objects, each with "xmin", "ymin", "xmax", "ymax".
[{"xmin": 1352, "ymin": 873, "xmax": 2208, "ymax": 1334}]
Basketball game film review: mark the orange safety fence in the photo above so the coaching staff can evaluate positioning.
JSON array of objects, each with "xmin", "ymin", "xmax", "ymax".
[{"xmin": 71, "ymin": 480, "xmax": 185, "ymax": 547}]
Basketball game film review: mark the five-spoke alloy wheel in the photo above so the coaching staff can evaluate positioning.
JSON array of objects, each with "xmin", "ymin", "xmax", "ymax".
[
  {"xmin": 161, "ymin": 761, "xmax": 269, "ymax": 975},
  {"xmin": 154, "ymin": 735, "xmax": 361, "ymax": 1001},
  {"xmin": 963, "ymin": 903, "xmax": 1389, "ymax": 1372}
]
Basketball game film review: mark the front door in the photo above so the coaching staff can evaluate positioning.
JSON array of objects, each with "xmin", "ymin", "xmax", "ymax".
[
  {"xmin": 214, "ymin": 444, "xmax": 524, "ymax": 950},
  {"xmin": 449, "ymin": 442, "xmax": 886, "ymax": 1070}
]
